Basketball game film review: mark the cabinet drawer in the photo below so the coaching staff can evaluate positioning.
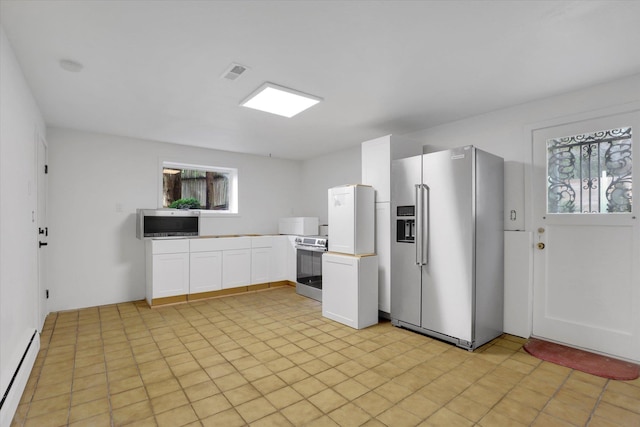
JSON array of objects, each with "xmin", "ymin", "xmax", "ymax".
[
  {"xmin": 190, "ymin": 238, "xmax": 222, "ymax": 252},
  {"xmin": 150, "ymin": 239, "xmax": 190, "ymax": 254},
  {"xmin": 251, "ymin": 236, "xmax": 273, "ymax": 248},
  {"xmin": 219, "ymin": 237, "xmax": 251, "ymax": 250},
  {"xmin": 190, "ymin": 236, "xmax": 251, "ymax": 252}
]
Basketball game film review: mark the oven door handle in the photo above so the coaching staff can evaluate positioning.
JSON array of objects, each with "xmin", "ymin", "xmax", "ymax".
[{"xmin": 295, "ymin": 245, "xmax": 328, "ymax": 253}]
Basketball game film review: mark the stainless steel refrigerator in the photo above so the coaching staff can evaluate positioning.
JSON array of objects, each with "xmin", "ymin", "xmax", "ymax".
[{"xmin": 390, "ymin": 145, "xmax": 504, "ymax": 350}]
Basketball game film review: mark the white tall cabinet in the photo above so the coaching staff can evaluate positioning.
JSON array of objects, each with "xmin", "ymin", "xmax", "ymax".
[
  {"xmin": 361, "ymin": 135, "xmax": 418, "ymax": 314},
  {"xmin": 504, "ymin": 231, "xmax": 532, "ymax": 338}
]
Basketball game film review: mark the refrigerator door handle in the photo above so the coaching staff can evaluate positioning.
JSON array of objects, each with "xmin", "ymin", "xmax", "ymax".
[
  {"xmin": 415, "ymin": 184, "xmax": 429, "ymax": 266},
  {"xmin": 423, "ymin": 184, "xmax": 430, "ymax": 265},
  {"xmin": 415, "ymin": 184, "xmax": 422, "ymax": 265}
]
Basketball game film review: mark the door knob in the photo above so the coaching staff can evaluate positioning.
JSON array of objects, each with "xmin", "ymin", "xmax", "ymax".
[{"xmin": 537, "ymin": 242, "xmax": 545, "ymax": 250}]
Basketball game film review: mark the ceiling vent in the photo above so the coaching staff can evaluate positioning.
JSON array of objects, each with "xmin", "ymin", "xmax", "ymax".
[{"xmin": 221, "ymin": 63, "xmax": 248, "ymax": 81}]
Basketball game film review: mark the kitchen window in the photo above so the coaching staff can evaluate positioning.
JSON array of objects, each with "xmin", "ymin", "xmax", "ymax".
[{"xmin": 161, "ymin": 161, "xmax": 238, "ymax": 214}]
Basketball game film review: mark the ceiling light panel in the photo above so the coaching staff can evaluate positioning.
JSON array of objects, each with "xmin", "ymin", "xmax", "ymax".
[{"xmin": 240, "ymin": 83, "xmax": 322, "ymax": 118}]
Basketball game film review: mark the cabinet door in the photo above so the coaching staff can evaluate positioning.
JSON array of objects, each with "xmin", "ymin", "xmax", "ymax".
[
  {"xmin": 322, "ymin": 253, "xmax": 359, "ymax": 326},
  {"xmin": 222, "ymin": 249, "xmax": 251, "ymax": 289},
  {"xmin": 287, "ymin": 236, "xmax": 297, "ymax": 282},
  {"xmin": 376, "ymin": 202, "xmax": 391, "ymax": 313},
  {"xmin": 361, "ymin": 135, "xmax": 391, "ymax": 202},
  {"xmin": 323, "ymin": 254, "xmax": 378, "ymax": 329},
  {"xmin": 251, "ymin": 247, "xmax": 271, "ymax": 285},
  {"xmin": 270, "ymin": 236, "xmax": 287, "ymax": 282},
  {"xmin": 152, "ymin": 253, "xmax": 189, "ymax": 298},
  {"xmin": 190, "ymin": 251, "xmax": 222, "ymax": 293},
  {"xmin": 328, "ymin": 186, "xmax": 355, "ymax": 254}
]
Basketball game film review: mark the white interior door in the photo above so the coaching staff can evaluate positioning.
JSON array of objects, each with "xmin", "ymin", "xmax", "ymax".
[
  {"xmin": 532, "ymin": 110, "xmax": 640, "ymax": 362},
  {"xmin": 36, "ymin": 132, "xmax": 48, "ymax": 331}
]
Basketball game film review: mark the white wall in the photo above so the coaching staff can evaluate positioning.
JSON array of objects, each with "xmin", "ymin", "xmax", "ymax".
[
  {"xmin": 404, "ymin": 73, "xmax": 640, "ymax": 197},
  {"xmin": 46, "ymin": 128, "xmax": 301, "ymax": 311},
  {"xmin": 403, "ymin": 72, "xmax": 640, "ymax": 337},
  {"xmin": 0, "ymin": 26, "xmax": 44, "ymax": 425},
  {"xmin": 299, "ymin": 145, "xmax": 362, "ymax": 226}
]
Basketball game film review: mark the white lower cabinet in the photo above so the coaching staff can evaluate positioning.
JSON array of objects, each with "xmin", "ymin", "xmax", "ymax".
[
  {"xmin": 222, "ymin": 249, "xmax": 251, "ymax": 289},
  {"xmin": 189, "ymin": 251, "xmax": 222, "ymax": 293},
  {"xmin": 147, "ymin": 235, "xmax": 290, "ymax": 305},
  {"xmin": 146, "ymin": 239, "xmax": 190, "ymax": 304},
  {"xmin": 322, "ymin": 252, "xmax": 379, "ymax": 329}
]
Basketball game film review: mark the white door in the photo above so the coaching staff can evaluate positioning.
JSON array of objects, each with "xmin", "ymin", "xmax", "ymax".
[
  {"xmin": 532, "ymin": 110, "xmax": 640, "ymax": 362},
  {"xmin": 36, "ymin": 133, "xmax": 48, "ymax": 331}
]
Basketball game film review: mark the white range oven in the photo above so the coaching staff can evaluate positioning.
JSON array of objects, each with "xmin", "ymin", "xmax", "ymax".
[{"xmin": 295, "ymin": 236, "xmax": 327, "ymax": 302}]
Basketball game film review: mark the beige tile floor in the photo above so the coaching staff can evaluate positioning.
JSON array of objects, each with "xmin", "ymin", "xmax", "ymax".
[{"xmin": 11, "ymin": 286, "xmax": 640, "ymax": 427}]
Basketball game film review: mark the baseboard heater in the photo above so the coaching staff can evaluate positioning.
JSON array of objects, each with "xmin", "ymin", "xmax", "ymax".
[{"xmin": 0, "ymin": 330, "xmax": 37, "ymax": 410}]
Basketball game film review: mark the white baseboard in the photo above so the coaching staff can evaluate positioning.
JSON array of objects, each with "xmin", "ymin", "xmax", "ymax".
[{"xmin": 0, "ymin": 331, "xmax": 40, "ymax": 427}]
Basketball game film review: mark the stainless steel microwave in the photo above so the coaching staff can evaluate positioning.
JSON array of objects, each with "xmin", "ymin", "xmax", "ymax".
[{"xmin": 136, "ymin": 209, "xmax": 200, "ymax": 239}]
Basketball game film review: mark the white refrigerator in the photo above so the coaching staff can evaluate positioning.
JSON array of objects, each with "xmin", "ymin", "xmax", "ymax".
[{"xmin": 324, "ymin": 184, "xmax": 378, "ymax": 329}]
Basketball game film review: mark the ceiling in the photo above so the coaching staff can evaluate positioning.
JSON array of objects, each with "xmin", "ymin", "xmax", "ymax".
[{"xmin": 2, "ymin": 1, "xmax": 640, "ymax": 160}]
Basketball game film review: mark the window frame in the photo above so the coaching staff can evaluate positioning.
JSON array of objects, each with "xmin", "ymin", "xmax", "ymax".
[{"xmin": 158, "ymin": 160, "xmax": 239, "ymax": 216}]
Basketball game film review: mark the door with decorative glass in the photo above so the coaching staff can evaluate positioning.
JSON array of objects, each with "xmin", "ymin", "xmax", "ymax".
[{"xmin": 532, "ymin": 110, "xmax": 640, "ymax": 362}]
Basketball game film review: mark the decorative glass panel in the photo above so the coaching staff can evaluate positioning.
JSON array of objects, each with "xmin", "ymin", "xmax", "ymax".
[{"xmin": 547, "ymin": 127, "xmax": 632, "ymax": 213}]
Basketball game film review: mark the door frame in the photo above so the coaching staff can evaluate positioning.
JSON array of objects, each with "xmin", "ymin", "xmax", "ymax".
[
  {"xmin": 523, "ymin": 101, "xmax": 640, "ymax": 341},
  {"xmin": 36, "ymin": 129, "xmax": 48, "ymax": 331}
]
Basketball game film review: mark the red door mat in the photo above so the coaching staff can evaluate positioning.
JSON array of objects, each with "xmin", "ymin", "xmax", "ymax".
[{"xmin": 524, "ymin": 338, "xmax": 640, "ymax": 380}]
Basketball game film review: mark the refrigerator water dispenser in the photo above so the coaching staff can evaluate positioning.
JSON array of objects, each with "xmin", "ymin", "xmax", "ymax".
[{"xmin": 396, "ymin": 205, "xmax": 415, "ymax": 243}]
